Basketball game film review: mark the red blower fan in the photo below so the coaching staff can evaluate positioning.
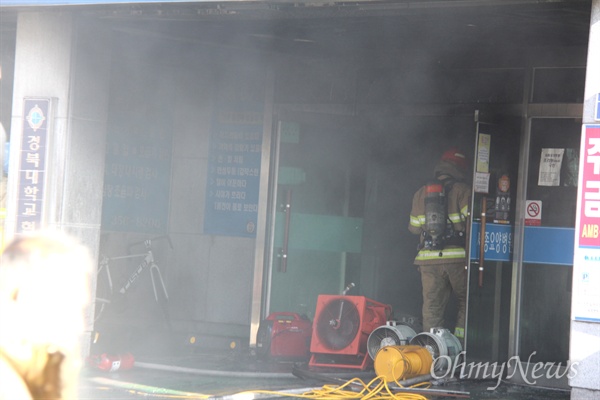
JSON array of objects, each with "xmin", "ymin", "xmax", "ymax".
[{"xmin": 309, "ymin": 294, "xmax": 391, "ymax": 370}]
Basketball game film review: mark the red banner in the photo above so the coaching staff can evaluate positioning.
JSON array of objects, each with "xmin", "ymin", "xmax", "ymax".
[{"xmin": 579, "ymin": 125, "xmax": 600, "ymax": 248}]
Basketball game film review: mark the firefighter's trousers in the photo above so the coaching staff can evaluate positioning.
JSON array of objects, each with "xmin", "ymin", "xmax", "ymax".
[{"xmin": 419, "ymin": 262, "xmax": 467, "ymax": 337}]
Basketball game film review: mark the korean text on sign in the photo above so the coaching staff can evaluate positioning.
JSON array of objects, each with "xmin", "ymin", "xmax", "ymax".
[{"xmin": 580, "ymin": 126, "xmax": 600, "ymax": 247}]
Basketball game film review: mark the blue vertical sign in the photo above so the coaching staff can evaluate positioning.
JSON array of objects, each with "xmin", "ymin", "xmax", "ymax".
[
  {"xmin": 16, "ymin": 98, "xmax": 51, "ymax": 234},
  {"xmin": 596, "ymin": 93, "xmax": 600, "ymax": 121},
  {"xmin": 203, "ymin": 103, "xmax": 263, "ymax": 237}
]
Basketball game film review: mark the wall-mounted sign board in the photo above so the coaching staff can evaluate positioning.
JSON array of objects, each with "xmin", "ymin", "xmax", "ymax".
[
  {"xmin": 572, "ymin": 124, "xmax": 600, "ymax": 323},
  {"xmin": 15, "ymin": 98, "xmax": 51, "ymax": 234}
]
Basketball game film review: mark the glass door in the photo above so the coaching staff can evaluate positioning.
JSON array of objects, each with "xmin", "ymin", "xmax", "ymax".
[
  {"xmin": 518, "ymin": 118, "xmax": 579, "ymax": 363},
  {"xmin": 466, "ymin": 112, "xmax": 521, "ymax": 362},
  {"xmin": 265, "ymin": 114, "xmax": 367, "ymax": 319}
]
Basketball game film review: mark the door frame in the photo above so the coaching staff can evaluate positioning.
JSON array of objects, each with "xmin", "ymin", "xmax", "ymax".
[
  {"xmin": 466, "ymin": 110, "xmax": 521, "ymax": 361},
  {"xmin": 507, "ymin": 109, "xmax": 582, "ymax": 389},
  {"xmin": 249, "ymin": 71, "xmax": 275, "ymax": 347},
  {"xmin": 250, "ymin": 105, "xmax": 362, "ymax": 346}
]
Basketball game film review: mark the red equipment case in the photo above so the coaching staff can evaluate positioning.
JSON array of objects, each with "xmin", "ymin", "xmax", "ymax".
[{"xmin": 256, "ymin": 312, "xmax": 312, "ymax": 359}]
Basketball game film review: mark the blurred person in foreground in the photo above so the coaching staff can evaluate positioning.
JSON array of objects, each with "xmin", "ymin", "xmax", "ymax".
[
  {"xmin": 0, "ymin": 122, "xmax": 6, "ymax": 251},
  {"xmin": 0, "ymin": 232, "xmax": 93, "ymax": 400}
]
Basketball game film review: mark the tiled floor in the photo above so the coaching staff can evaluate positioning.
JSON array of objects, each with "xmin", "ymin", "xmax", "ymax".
[
  {"xmin": 81, "ymin": 318, "xmax": 576, "ymax": 399},
  {"xmin": 79, "ymin": 349, "xmax": 572, "ymax": 400}
]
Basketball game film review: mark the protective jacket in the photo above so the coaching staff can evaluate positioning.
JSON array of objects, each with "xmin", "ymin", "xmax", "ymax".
[{"xmin": 409, "ymin": 160, "xmax": 471, "ymax": 265}]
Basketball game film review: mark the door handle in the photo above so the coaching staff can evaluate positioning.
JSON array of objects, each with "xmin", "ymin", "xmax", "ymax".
[
  {"xmin": 479, "ymin": 197, "xmax": 487, "ymax": 287},
  {"xmin": 280, "ymin": 189, "xmax": 292, "ymax": 272}
]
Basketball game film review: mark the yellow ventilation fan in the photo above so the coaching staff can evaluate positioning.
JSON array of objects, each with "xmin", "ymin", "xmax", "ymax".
[{"xmin": 373, "ymin": 345, "xmax": 433, "ymax": 382}]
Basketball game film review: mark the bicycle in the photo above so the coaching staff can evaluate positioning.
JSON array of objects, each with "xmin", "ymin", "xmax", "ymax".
[{"xmin": 94, "ymin": 235, "xmax": 172, "ymax": 323}]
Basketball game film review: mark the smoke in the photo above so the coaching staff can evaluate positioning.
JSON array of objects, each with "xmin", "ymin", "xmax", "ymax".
[{"xmin": 36, "ymin": 1, "xmax": 589, "ymax": 360}]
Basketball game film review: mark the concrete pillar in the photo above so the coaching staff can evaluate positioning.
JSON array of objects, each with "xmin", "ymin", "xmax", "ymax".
[
  {"xmin": 570, "ymin": 1, "xmax": 600, "ymax": 399},
  {"xmin": 5, "ymin": 11, "xmax": 111, "ymax": 356}
]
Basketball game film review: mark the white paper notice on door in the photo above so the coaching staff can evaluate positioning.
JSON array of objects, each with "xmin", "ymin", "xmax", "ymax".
[{"xmin": 538, "ymin": 148, "xmax": 565, "ymax": 186}]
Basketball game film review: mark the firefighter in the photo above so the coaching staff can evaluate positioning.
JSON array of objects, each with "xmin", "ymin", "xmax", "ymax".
[
  {"xmin": 409, "ymin": 148, "xmax": 471, "ymax": 341},
  {"xmin": 0, "ymin": 232, "xmax": 92, "ymax": 400}
]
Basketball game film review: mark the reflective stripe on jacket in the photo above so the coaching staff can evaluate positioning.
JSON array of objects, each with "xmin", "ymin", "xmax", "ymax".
[{"xmin": 414, "ymin": 246, "xmax": 466, "ymax": 262}]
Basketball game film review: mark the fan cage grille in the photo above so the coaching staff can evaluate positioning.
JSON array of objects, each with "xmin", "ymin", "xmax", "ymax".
[
  {"xmin": 315, "ymin": 299, "xmax": 360, "ymax": 350},
  {"xmin": 367, "ymin": 324, "xmax": 416, "ymax": 359},
  {"xmin": 411, "ymin": 335, "xmax": 440, "ymax": 358}
]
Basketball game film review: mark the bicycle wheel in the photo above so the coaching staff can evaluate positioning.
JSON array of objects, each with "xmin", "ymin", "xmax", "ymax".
[{"xmin": 94, "ymin": 267, "xmax": 112, "ymax": 322}]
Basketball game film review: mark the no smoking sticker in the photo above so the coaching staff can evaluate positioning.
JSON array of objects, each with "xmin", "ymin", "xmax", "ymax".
[{"xmin": 525, "ymin": 200, "xmax": 542, "ymax": 226}]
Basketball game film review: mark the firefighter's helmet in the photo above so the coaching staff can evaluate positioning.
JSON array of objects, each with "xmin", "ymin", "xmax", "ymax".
[{"xmin": 441, "ymin": 148, "xmax": 468, "ymax": 171}]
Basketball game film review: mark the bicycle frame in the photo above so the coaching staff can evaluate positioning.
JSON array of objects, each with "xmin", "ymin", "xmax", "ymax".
[
  {"xmin": 117, "ymin": 252, "xmax": 169, "ymax": 303},
  {"xmin": 97, "ymin": 241, "xmax": 168, "ymax": 308}
]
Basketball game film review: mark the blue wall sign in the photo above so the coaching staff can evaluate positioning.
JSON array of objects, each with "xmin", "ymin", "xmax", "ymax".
[
  {"xmin": 101, "ymin": 123, "xmax": 172, "ymax": 234},
  {"xmin": 596, "ymin": 93, "xmax": 600, "ymax": 121},
  {"xmin": 203, "ymin": 103, "xmax": 263, "ymax": 238}
]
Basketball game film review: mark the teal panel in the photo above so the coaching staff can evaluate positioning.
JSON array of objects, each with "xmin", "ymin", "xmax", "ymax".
[
  {"xmin": 274, "ymin": 212, "xmax": 362, "ymax": 253},
  {"xmin": 279, "ymin": 121, "xmax": 301, "ymax": 143},
  {"xmin": 269, "ymin": 250, "xmax": 342, "ymax": 315},
  {"xmin": 277, "ymin": 167, "xmax": 306, "ymax": 185}
]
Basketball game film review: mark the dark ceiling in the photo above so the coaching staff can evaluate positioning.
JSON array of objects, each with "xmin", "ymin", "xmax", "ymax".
[
  {"xmin": 84, "ymin": 0, "xmax": 594, "ymax": 67},
  {"xmin": 0, "ymin": 0, "xmax": 593, "ymax": 68}
]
